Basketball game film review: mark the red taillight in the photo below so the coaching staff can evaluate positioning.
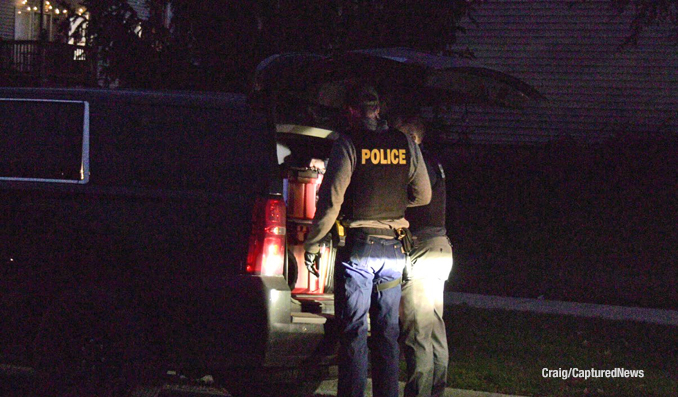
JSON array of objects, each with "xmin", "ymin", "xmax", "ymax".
[{"xmin": 245, "ymin": 195, "xmax": 286, "ymax": 275}]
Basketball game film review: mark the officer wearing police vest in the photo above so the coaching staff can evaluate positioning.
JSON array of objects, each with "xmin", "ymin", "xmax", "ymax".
[
  {"xmin": 304, "ymin": 85, "xmax": 431, "ymax": 397},
  {"xmin": 395, "ymin": 115, "xmax": 453, "ymax": 397}
]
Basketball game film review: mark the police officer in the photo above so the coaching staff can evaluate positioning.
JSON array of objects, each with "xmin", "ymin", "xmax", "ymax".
[
  {"xmin": 304, "ymin": 85, "xmax": 431, "ymax": 397},
  {"xmin": 395, "ymin": 116, "xmax": 453, "ymax": 397}
]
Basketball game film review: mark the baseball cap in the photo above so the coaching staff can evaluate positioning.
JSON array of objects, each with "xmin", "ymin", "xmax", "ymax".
[{"xmin": 345, "ymin": 85, "xmax": 380, "ymax": 109}]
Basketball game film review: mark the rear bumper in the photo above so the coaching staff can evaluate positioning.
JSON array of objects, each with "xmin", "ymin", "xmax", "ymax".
[{"xmin": 222, "ymin": 275, "xmax": 336, "ymax": 368}]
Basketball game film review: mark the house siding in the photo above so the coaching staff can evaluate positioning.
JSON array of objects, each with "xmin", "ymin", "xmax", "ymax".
[
  {"xmin": 447, "ymin": 0, "xmax": 678, "ymax": 143},
  {"xmin": 0, "ymin": 0, "xmax": 15, "ymax": 40},
  {"xmin": 128, "ymin": 0, "xmax": 149, "ymax": 20}
]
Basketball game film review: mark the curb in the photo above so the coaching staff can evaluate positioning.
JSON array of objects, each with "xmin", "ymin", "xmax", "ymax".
[{"xmin": 313, "ymin": 379, "xmax": 528, "ymax": 397}]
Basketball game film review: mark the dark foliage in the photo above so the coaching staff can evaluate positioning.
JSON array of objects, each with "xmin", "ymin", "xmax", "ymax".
[
  {"xmin": 64, "ymin": 0, "xmax": 480, "ymax": 90},
  {"xmin": 50, "ymin": 1, "xmax": 676, "ymax": 88}
]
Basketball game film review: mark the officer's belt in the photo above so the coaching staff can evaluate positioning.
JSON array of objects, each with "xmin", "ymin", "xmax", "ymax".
[
  {"xmin": 349, "ymin": 227, "xmax": 397, "ymax": 239},
  {"xmin": 374, "ymin": 277, "xmax": 402, "ymax": 292}
]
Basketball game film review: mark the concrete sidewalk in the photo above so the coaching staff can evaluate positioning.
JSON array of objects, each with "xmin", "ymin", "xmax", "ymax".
[
  {"xmin": 313, "ymin": 379, "xmax": 528, "ymax": 397},
  {"xmin": 444, "ymin": 292, "xmax": 678, "ymax": 326}
]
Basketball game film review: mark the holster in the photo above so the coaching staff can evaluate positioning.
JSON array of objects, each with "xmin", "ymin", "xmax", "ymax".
[
  {"xmin": 395, "ymin": 228, "xmax": 414, "ymax": 254},
  {"xmin": 331, "ymin": 220, "xmax": 346, "ymax": 247}
]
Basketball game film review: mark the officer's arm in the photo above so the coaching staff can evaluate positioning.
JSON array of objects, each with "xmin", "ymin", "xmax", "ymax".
[
  {"xmin": 303, "ymin": 136, "xmax": 354, "ymax": 254},
  {"xmin": 425, "ymin": 156, "xmax": 438, "ymax": 187},
  {"xmin": 407, "ymin": 138, "xmax": 432, "ymax": 207}
]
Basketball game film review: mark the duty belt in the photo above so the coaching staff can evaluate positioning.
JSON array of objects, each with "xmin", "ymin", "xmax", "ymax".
[
  {"xmin": 350, "ymin": 227, "xmax": 397, "ymax": 238},
  {"xmin": 349, "ymin": 227, "xmax": 414, "ymax": 254}
]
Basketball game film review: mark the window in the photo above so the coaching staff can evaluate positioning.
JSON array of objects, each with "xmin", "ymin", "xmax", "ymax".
[
  {"xmin": 14, "ymin": 6, "xmax": 41, "ymax": 40},
  {"xmin": 14, "ymin": 1, "xmax": 72, "ymax": 41},
  {"xmin": 0, "ymin": 99, "xmax": 89, "ymax": 183}
]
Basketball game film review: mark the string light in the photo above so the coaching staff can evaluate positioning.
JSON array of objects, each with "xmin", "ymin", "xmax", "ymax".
[
  {"xmin": 16, "ymin": 1, "xmax": 71, "ymax": 16},
  {"xmin": 16, "ymin": 0, "xmax": 71, "ymax": 15}
]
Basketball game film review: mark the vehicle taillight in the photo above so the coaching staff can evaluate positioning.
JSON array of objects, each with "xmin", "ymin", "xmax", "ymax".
[{"xmin": 245, "ymin": 195, "xmax": 286, "ymax": 275}]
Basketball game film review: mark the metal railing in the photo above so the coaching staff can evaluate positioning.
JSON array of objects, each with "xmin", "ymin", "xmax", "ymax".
[{"xmin": 0, "ymin": 40, "xmax": 95, "ymax": 86}]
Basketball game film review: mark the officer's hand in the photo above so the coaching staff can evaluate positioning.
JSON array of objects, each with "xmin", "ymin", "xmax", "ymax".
[{"xmin": 304, "ymin": 252, "xmax": 321, "ymax": 278}]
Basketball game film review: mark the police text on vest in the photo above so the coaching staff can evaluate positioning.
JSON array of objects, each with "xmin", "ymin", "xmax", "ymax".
[{"xmin": 361, "ymin": 149, "xmax": 407, "ymax": 165}]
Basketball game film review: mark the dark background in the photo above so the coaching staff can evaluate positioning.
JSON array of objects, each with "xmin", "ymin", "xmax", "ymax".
[
  {"xmin": 439, "ymin": 133, "xmax": 677, "ymax": 310},
  {"xmin": 53, "ymin": 0, "xmax": 678, "ymax": 93},
  {"xmin": 82, "ymin": 0, "xmax": 677, "ymax": 310},
  {"xmin": 9, "ymin": 0, "xmax": 677, "ymax": 310}
]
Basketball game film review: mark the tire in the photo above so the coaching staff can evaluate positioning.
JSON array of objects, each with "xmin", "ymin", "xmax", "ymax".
[{"xmin": 31, "ymin": 291, "xmax": 142, "ymax": 397}]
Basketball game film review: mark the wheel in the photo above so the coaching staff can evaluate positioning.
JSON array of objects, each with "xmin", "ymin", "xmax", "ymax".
[{"xmin": 31, "ymin": 291, "xmax": 142, "ymax": 397}]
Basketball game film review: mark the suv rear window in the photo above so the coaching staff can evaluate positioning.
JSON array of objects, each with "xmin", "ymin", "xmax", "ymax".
[{"xmin": 0, "ymin": 99, "xmax": 89, "ymax": 183}]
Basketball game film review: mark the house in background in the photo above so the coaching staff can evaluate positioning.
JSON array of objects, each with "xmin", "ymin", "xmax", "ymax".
[
  {"xmin": 5, "ymin": 0, "xmax": 72, "ymax": 41},
  {"xmin": 2, "ymin": 0, "xmax": 676, "ymax": 128},
  {"xmin": 0, "ymin": 0, "xmax": 92, "ymax": 85},
  {"xmin": 443, "ymin": 0, "xmax": 677, "ymax": 143},
  {"xmin": 0, "ymin": 0, "xmax": 153, "ymax": 86}
]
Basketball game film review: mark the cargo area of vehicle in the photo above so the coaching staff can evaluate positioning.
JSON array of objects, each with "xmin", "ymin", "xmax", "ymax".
[{"xmin": 276, "ymin": 124, "xmax": 338, "ymax": 325}]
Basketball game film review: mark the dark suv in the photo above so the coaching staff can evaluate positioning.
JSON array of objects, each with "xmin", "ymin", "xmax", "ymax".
[
  {"xmin": 0, "ymin": 48, "xmax": 542, "ymax": 397},
  {"xmin": 0, "ymin": 87, "xmax": 336, "ymax": 397}
]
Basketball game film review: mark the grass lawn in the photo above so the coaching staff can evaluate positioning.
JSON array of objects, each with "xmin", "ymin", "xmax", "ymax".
[{"xmin": 430, "ymin": 305, "xmax": 678, "ymax": 397}]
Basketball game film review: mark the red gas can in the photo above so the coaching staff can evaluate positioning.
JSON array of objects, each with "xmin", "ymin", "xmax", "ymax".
[{"xmin": 286, "ymin": 167, "xmax": 323, "ymax": 220}]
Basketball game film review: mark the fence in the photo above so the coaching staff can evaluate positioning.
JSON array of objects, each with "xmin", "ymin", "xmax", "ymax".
[{"xmin": 0, "ymin": 40, "xmax": 94, "ymax": 86}]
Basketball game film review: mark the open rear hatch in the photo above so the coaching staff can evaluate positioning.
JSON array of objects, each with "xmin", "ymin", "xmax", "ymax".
[
  {"xmin": 251, "ymin": 47, "xmax": 546, "ymax": 129},
  {"xmin": 275, "ymin": 125, "xmax": 337, "ymax": 321},
  {"xmin": 251, "ymin": 47, "xmax": 546, "ymax": 321}
]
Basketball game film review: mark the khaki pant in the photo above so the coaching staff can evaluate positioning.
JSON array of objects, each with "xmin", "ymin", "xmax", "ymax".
[{"xmin": 400, "ymin": 236, "xmax": 453, "ymax": 397}]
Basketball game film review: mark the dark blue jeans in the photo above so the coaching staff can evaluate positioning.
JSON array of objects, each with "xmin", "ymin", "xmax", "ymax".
[{"xmin": 335, "ymin": 234, "xmax": 405, "ymax": 397}]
